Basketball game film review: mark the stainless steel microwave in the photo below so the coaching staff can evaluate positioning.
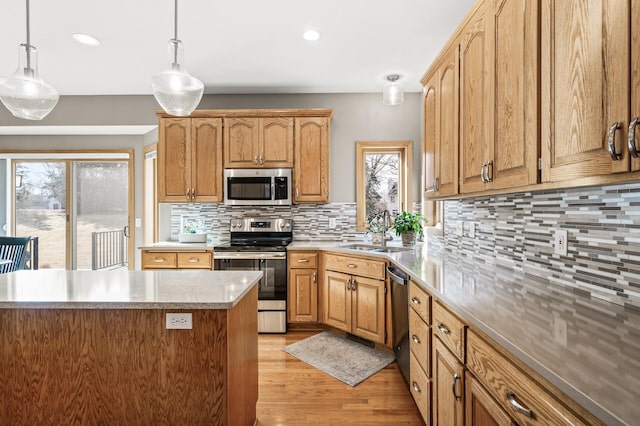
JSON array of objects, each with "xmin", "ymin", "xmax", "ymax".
[{"xmin": 224, "ymin": 168, "xmax": 292, "ymax": 206}]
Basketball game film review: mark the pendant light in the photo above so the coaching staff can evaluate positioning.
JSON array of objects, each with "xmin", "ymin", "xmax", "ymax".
[
  {"xmin": 0, "ymin": 0, "xmax": 59, "ymax": 120},
  {"xmin": 383, "ymin": 74, "xmax": 404, "ymax": 106},
  {"xmin": 151, "ymin": 0, "xmax": 203, "ymax": 116}
]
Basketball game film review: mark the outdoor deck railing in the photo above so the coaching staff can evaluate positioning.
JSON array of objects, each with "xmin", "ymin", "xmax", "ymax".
[{"xmin": 92, "ymin": 229, "xmax": 128, "ymax": 270}]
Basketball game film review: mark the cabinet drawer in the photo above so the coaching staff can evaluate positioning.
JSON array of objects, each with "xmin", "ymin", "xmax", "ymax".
[
  {"xmin": 409, "ymin": 281, "xmax": 431, "ymax": 324},
  {"xmin": 289, "ymin": 251, "xmax": 318, "ymax": 268},
  {"xmin": 410, "ymin": 351, "xmax": 431, "ymax": 425},
  {"xmin": 324, "ymin": 253, "xmax": 386, "ymax": 280},
  {"xmin": 409, "ymin": 307, "xmax": 431, "ymax": 378},
  {"xmin": 177, "ymin": 251, "xmax": 212, "ymax": 269},
  {"xmin": 467, "ymin": 330, "xmax": 591, "ymax": 426},
  {"xmin": 433, "ymin": 301, "xmax": 465, "ymax": 361},
  {"xmin": 141, "ymin": 251, "xmax": 177, "ymax": 269}
]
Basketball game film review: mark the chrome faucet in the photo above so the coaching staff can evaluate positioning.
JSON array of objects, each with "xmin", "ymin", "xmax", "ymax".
[{"xmin": 381, "ymin": 210, "xmax": 391, "ymax": 247}]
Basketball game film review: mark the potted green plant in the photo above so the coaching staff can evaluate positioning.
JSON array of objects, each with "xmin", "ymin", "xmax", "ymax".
[
  {"xmin": 391, "ymin": 211, "xmax": 426, "ymax": 246},
  {"xmin": 366, "ymin": 212, "xmax": 386, "ymax": 245}
]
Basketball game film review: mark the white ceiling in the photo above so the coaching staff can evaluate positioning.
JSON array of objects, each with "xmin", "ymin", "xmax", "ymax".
[{"xmin": 0, "ymin": 0, "xmax": 475, "ymax": 96}]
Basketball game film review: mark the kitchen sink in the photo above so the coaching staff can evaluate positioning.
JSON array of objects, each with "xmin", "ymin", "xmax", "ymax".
[{"xmin": 339, "ymin": 244, "xmax": 412, "ymax": 253}]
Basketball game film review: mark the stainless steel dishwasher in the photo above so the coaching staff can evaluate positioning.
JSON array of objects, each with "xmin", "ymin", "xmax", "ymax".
[{"xmin": 387, "ymin": 265, "xmax": 410, "ymax": 387}]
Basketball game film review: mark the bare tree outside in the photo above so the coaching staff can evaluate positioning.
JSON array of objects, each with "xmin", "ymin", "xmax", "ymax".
[{"xmin": 365, "ymin": 153, "xmax": 400, "ymax": 222}]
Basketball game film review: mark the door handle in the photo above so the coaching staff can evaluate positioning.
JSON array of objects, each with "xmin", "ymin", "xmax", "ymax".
[
  {"xmin": 629, "ymin": 117, "xmax": 640, "ymax": 158},
  {"xmin": 608, "ymin": 122, "xmax": 622, "ymax": 161},
  {"xmin": 451, "ymin": 373, "xmax": 461, "ymax": 401},
  {"xmin": 123, "ymin": 225, "xmax": 130, "ymax": 238}
]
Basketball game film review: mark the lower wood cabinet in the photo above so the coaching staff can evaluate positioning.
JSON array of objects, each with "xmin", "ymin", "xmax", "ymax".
[
  {"xmin": 288, "ymin": 251, "xmax": 318, "ymax": 323},
  {"xmin": 465, "ymin": 372, "xmax": 512, "ymax": 426},
  {"xmin": 141, "ymin": 249, "xmax": 213, "ymax": 270},
  {"xmin": 433, "ymin": 337, "xmax": 465, "ymax": 426},
  {"xmin": 410, "ymin": 350, "xmax": 432, "ymax": 424}
]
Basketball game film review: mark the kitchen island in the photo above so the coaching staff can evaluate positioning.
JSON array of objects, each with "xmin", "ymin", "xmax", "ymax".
[{"xmin": 0, "ymin": 269, "xmax": 261, "ymax": 425}]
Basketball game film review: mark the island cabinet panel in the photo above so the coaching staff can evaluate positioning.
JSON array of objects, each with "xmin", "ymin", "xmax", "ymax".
[
  {"xmin": 465, "ymin": 372, "xmax": 512, "ymax": 426},
  {"xmin": 433, "ymin": 337, "xmax": 465, "ymax": 426},
  {"xmin": 141, "ymin": 249, "xmax": 213, "ymax": 270},
  {"xmin": 0, "ymin": 285, "xmax": 258, "ymax": 425},
  {"xmin": 323, "ymin": 269, "xmax": 351, "ymax": 332}
]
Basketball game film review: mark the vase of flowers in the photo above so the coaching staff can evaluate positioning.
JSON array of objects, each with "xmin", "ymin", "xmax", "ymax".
[{"xmin": 366, "ymin": 212, "xmax": 387, "ymax": 245}]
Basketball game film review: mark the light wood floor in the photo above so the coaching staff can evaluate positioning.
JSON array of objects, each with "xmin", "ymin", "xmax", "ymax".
[{"xmin": 256, "ymin": 330, "xmax": 424, "ymax": 425}]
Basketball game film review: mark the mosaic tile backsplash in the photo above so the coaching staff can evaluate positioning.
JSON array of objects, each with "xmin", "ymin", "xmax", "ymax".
[{"xmin": 428, "ymin": 182, "xmax": 640, "ymax": 308}]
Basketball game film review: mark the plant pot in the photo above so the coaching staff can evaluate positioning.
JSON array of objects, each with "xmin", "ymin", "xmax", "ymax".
[
  {"xmin": 370, "ymin": 232, "xmax": 385, "ymax": 245},
  {"xmin": 178, "ymin": 233, "xmax": 207, "ymax": 243},
  {"xmin": 401, "ymin": 231, "xmax": 415, "ymax": 247}
]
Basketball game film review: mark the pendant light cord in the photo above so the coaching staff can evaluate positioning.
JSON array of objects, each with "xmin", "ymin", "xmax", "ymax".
[
  {"xmin": 25, "ymin": 0, "xmax": 31, "ymax": 71},
  {"xmin": 172, "ymin": 0, "xmax": 179, "ymax": 67}
]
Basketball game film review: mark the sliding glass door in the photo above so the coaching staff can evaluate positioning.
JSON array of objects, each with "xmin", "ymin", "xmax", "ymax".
[{"xmin": 13, "ymin": 157, "xmax": 131, "ymax": 270}]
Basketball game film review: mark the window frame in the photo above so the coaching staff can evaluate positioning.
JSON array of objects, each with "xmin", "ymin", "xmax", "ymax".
[{"xmin": 355, "ymin": 141, "xmax": 412, "ymax": 232}]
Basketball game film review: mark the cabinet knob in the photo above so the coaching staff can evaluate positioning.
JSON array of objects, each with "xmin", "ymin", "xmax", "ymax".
[
  {"xmin": 437, "ymin": 323, "xmax": 450, "ymax": 335},
  {"xmin": 629, "ymin": 117, "xmax": 640, "ymax": 158},
  {"xmin": 412, "ymin": 381, "xmax": 421, "ymax": 393},
  {"xmin": 154, "ymin": 258, "xmax": 165, "ymax": 263},
  {"xmin": 188, "ymin": 258, "xmax": 199, "ymax": 263},
  {"xmin": 411, "ymin": 334, "xmax": 421, "ymax": 344},
  {"xmin": 411, "ymin": 296, "xmax": 421, "ymax": 305},
  {"xmin": 346, "ymin": 263, "xmax": 357, "ymax": 269}
]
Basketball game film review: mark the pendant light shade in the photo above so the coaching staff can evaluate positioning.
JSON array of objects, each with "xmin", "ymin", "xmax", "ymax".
[
  {"xmin": 383, "ymin": 74, "xmax": 404, "ymax": 106},
  {"xmin": 151, "ymin": 0, "xmax": 203, "ymax": 116},
  {"xmin": 0, "ymin": 1, "xmax": 59, "ymax": 120}
]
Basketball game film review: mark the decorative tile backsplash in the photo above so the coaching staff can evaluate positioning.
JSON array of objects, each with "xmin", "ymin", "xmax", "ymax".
[{"xmin": 427, "ymin": 182, "xmax": 640, "ymax": 308}]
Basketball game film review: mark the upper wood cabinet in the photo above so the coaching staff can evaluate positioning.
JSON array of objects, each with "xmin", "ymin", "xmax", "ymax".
[
  {"xmin": 223, "ymin": 117, "xmax": 294, "ymax": 168},
  {"xmin": 157, "ymin": 117, "xmax": 223, "ymax": 203},
  {"xmin": 294, "ymin": 117, "xmax": 330, "ymax": 203},
  {"xmin": 633, "ymin": 2, "xmax": 640, "ymax": 171},
  {"xmin": 541, "ymin": 0, "xmax": 638, "ymax": 181},
  {"xmin": 423, "ymin": 45, "xmax": 460, "ymax": 199},
  {"xmin": 459, "ymin": 0, "xmax": 538, "ymax": 194}
]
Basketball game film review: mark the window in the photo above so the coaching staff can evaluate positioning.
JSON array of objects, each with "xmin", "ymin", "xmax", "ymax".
[{"xmin": 356, "ymin": 141, "xmax": 412, "ymax": 232}]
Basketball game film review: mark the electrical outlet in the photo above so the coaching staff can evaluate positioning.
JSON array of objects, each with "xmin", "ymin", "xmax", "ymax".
[
  {"xmin": 166, "ymin": 313, "xmax": 192, "ymax": 329},
  {"xmin": 328, "ymin": 218, "xmax": 337, "ymax": 229},
  {"xmin": 469, "ymin": 222, "xmax": 476, "ymax": 238},
  {"xmin": 554, "ymin": 229, "xmax": 568, "ymax": 256},
  {"xmin": 456, "ymin": 221, "xmax": 464, "ymax": 237},
  {"xmin": 553, "ymin": 316, "xmax": 568, "ymax": 346}
]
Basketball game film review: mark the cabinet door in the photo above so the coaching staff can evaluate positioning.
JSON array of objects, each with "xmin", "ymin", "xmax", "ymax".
[
  {"xmin": 435, "ymin": 47, "xmax": 460, "ymax": 197},
  {"xmin": 323, "ymin": 270, "xmax": 351, "ymax": 332},
  {"xmin": 224, "ymin": 117, "xmax": 260, "ymax": 168},
  {"xmin": 632, "ymin": 3, "xmax": 640, "ymax": 172},
  {"xmin": 288, "ymin": 268, "xmax": 318, "ymax": 322},
  {"xmin": 465, "ymin": 372, "xmax": 513, "ymax": 426},
  {"xmin": 294, "ymin": 117, "xmax": 329, "ymax": 203},
  {"xmin": 261, "ymin": 117, "xmax": 294, "ymax": 167},
  {"xmin": 433, "ymin": 337, "xmax": 464, "ymax": 426},
  {"xmin": 491, "ymin": 0, "xmax": 539, "ymax": 190},
  {"xmin": 158, "ymin": 118, "xmax": 191, "ymax": 202},
  {"xmin": 459, "ymin": 2, "xmax": 493, "ymax": 194},
  {"xmin": 350, "ymin": 276, "xmax": 386, "ymax": 345},
  {"xmin": 191, "ymin": 118, "xmax": 223, "ymax": 202},
  {"xmin": 423, "ymin": 75, "xmax": 437, "ymax": 199},
  {"xmin": 541, "ymin": 0, "xmax": 630, "ymax": 181}
]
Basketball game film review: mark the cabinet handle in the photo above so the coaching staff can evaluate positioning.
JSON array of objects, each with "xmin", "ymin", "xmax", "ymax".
[
  {"xmin": 186, "ymin": 188, "xmax": 191, "ymax": 201},
  {"xmin": 191, "ymin": 188, "xmax": 196, "ymax": 200},
  {"xmin": 481, "ymin": 162, "xmax": 487, "ymax": 183},
  {"xmin": 629, "ymin": 117, "xmax": 640, "ymax": 158},
  {"xmin": 295, "ymin": 186, "xmax": 300, "ymax": 198},
  {"xmin": 608, "ymin": 122, "xmax": 622, "ymax": 161},
  {"xmin": 254, "ymin": 155, "xmax": 258, "ymax": 165},
  {"xmin": 259, "ymin": 155, "xmax": 264, "ymax": 165},
  {"xmin": 346, "ymin": 263, "xmax": 357, "ymax": 269},
  {"xmin": 351, "ymin": 279, "xmax": 357, "ymax": 291},
  {"xmin": 154, "ymin": 258, "xmax": 165, "ymax": 263},
  {"xmin": 187, "ymin": 258, "xmax": 199, "ymax": 263},
  {"xmin": 412, "ymin": 381, "xmax": 421, "ymax": 393},
  {"xmin": 451, "ymin": 373, "xmax": 461, "ymax": 401},
  {"xmin": 437, "ymin": 323, "xmax": 450, "ymax": 335},
  {"xmin": 297, "ymin": 259, "xmax": 310, "ymax": 263},
  {"xmin": 505, "ymin": 390, "xmax": 533, "ymax": 418},
  {"xmin": 346, "ymin": 278, "xmax": 351, "ymax": 291},
  {"xmin": 312, "ymin": 272, "xmax": 316, "ymax": 283},
  {"xmin": 434, "ymin": 177, "xmax": 439, "ymax": 191},
  {"xmin": 410, "ymin": 296, "xmax": 421, "ymax": 305},
  {"xmin": 411, "ymin": 334, "xmax": 421, "ymax": 344},
  {"xmin": 485, "ymin": 160, "xmax": 493, "ymax": 182}
]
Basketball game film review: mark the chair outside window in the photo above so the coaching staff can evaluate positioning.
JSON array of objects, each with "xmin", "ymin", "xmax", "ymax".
[{"xmin": 0, "ymin": 236, "xmax": 32, "ymax": 274}]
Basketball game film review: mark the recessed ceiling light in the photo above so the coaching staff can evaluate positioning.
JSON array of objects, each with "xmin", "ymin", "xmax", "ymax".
[
  {"xmin": 73, "ymin": 33, "xmax": 100, "ymax": 47},
  {"xmin": 303, "ymin": 30, "xmax": 321, "ymax": 41}
]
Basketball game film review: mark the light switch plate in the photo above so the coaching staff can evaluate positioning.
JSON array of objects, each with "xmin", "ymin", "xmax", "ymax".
[
  {"xmin": 166, "ymin": 313, "xmax": 192, "ymax": 329},
  {"xmin": 554, "ymin": 229, "xmax": 568, "ymax": 256},
  {"xmin": 456, "ymin": 221, "xmax": 464, "ymax": 237},
  {"xmin": 469, "ymin": 222, "xmax": 476, "ymax": 238},
  {"xmin": 329, "ymin": 218, "xmax": 337, "ymax": 229}
]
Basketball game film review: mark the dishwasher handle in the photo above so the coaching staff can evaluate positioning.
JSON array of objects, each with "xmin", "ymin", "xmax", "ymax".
[{"xmin": 386, "ymin": 266, "xmax": 408, "ymax": 285}]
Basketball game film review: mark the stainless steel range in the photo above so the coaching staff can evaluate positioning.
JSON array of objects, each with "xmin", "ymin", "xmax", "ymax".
[{"xmin": 213, "ymin": 217, "xmax": 292, "ymax": 333}]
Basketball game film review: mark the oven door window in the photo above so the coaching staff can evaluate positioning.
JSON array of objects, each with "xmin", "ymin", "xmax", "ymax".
[
  {"xmin": 227, "ymin": 177, "xmax": 272, "ymax": 200},
  {"xmin": 258, "ymin": 258, "xmax": 287, "ymax": 301}
]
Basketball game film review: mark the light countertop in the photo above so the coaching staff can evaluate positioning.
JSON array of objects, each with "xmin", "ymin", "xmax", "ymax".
[
  {"xmin": 0, "ymin": 270, "xmax": 261, "ymax": 309},
  {"xmin": 289, "ymin": 240, "xmax": 639, "ymax": 426},
  {"xmin": 138, "ymin": 241, "xmax": 217, "ymax": 250}
]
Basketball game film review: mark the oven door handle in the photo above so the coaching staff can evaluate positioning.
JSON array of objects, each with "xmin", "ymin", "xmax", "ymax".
[{"xmin": 213, "ymin": 252, "xmax": 287, "ymax": 260}]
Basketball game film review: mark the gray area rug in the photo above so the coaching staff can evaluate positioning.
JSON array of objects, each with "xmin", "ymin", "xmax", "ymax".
[{"xmin": 282, "ymin": 331, "xmax": 396, "ymax": 387}]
